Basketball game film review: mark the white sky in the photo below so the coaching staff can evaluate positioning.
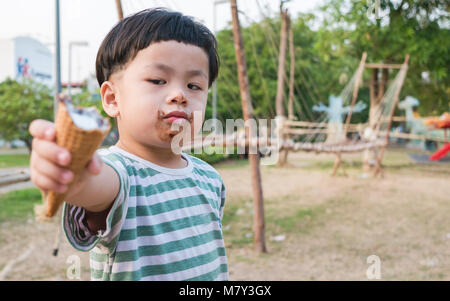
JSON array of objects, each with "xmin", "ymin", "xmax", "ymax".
[{"xmin": 0, "ymin": 0, "xmax": 322, "ymax": 84}]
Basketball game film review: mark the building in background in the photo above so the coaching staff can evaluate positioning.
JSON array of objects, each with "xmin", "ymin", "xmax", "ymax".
[
  {"xmin": 0, "ymin": 36, "xmax": 53, "ymax": 148},
  {"xmin": 0, "ymin": 36, "xmax": 53, "ymax": 86}
]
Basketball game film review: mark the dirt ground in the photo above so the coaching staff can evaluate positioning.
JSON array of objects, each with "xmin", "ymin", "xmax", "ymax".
[{"xmin": 1, "ymin": 147, "xmax": 449, "ymax": 281}]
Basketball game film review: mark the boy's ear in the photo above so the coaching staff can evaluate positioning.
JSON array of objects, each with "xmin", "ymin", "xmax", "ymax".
[{"xmin": 100, "ymin": 81, "xmax": 120, "ymax": 118}]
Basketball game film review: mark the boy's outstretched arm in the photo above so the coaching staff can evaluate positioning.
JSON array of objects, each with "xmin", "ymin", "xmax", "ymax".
[{"xmin": 29, "ymin": 119, "xmax": 120, "ymax": 232}]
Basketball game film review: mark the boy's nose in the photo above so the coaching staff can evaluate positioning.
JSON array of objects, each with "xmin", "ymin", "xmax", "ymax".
[{"xmin": 168, "ymin": 90, "xmax": 188, "ymax": 105}]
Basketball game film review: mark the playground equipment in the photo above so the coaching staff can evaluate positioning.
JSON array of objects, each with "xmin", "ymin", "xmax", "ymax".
[
  {"xmin": 398, "ymin": 96, "xmax": 446, "ymax": 150},
  {"xmin": 430, "ymin": 143, "xmax": 450, "ymax": 161},
  {"xmin": 275, "ymin": 52, "xmax": 410, "ymax": 177},
  {"xmin": 425, "ymin": 113, "xmax": 450, "ymax": 161},
  {"xmin": 312, "ymin": 95, "xmax": 366, "ymax": 144}
]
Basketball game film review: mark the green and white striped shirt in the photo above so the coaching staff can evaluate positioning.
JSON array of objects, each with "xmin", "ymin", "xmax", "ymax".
[{"xmin": 63, "ymin": 145, "xmax": 228, "ymax": 281}]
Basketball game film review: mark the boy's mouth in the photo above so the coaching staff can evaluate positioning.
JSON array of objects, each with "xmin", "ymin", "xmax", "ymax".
[{"xmin": 162, "ymin": 110, "xmax": 190, "ymax": 123}]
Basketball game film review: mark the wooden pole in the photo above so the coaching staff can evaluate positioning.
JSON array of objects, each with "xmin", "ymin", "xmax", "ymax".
[
  {"xmin": 370, "ymin": 68, "xmax": 379, "ymax": 109},
  {"xmin": 288, "ymin": 15, "xmax": 295, "ymax": 121},
  {"xmin": 275, "ymin": 5, "xmax": 290, "ymax": 166},
  {"xmin": 275, "ymin": 6, "xmax": 288, "ymax": 117},
  {"xmin": 343, "ymin": 52, "xmax": 367, "ymax": 134},
  {"xmin": 365, "ymin": 63, "xmax": 403, "ymax": 69},
  {"xmin": 230, "ymin": 0, "xmax": 267, "ymax": 253},
  {"xmin": 115, "ymin": 0, "xmax": 124, "ymax": 21},
  {"xmin": 373, "ymin": 54, "xmax": 410, "ymax": 177},
  {"xmin": 331, "ymin": 153, "xmax": 342, "ymax": 176},
  {"xmin": 335, "ymin": 52, "xmax": 366, "ymax": 176}
]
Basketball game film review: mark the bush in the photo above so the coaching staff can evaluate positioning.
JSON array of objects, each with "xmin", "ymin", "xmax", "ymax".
[{"xmin": 189, "ymin": 146, "xmax": 242, "ymax": 165}]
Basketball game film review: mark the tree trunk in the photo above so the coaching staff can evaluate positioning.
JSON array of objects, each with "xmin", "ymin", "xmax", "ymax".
[
  {"xmin": 230, "ymin": 0, "xmax": 267, "ymax": 253},
  {"xmin": 373, "ymin": 55, "xmax": 410, "ymax": 177},
  {"xmin": 378, "ymin": 68, "xmax": 389, "ymax": 102},
  {"xmin": 363, "ymin": 68, "xmax": 380, "ymax": 173},
  {"xmin": 370, "ymin": 68, "xmax": 379, "ymax": 109}
]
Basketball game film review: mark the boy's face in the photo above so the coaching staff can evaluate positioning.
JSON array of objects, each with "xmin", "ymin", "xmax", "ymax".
[{"xmin": 104, "ymin": 41, "xmax": 210, "ymax": 150}]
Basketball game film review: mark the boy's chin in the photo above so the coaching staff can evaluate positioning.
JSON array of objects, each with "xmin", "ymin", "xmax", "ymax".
[{"xmin": 155, "ymin": 129, "xmax": 189, "ymax": 146}]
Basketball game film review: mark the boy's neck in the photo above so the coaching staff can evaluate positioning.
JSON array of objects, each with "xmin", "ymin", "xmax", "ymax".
[{"xmin": 115, "ymin": 139, "xmax": 187, "ymax": 169}]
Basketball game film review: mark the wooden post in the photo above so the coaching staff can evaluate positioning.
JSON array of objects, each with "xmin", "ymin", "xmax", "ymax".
[
  {"xmin": 278, "ymin": 14, "xmax": 295, "ymax": 167},
  {"xmin": 288, "ymin": 15, "xmax": 295, "ymax": 121},
  {"xmin": 275, "ymin": 5, "xmax": 289, "ymax": 166},
  {"xmin": 333, "ymin": 52, "xmax": 366, "ymax": 176},
  {"xmin": 331, "ymin": 153, "xmax": 342, "ymax": 176},
  {"xmin": 373, "ymin": 55, "xmax": 410, "ymax": 177},
  {"xmin": 230, "ymin": 0, "xmax": 267, "ymax": 253},
  {"xmin": 115, "ymin": 0, "xmax": 124, "ymax": 21},
  {"xmin": 370, "ymin": 68, "xmax": 379, "ymax": 108},
  {"xmin": 343, "ymin": 52, "xmax": 367, "ymax": 134},
  {"xmin": 275, "ymin": 6, "xmax": 288, "ymax": 117}
]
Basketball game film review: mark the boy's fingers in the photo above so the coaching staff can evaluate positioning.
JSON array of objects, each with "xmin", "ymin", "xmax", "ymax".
[
  {"xmin": 32, "ymin": 138, "xmax": 71, "ymax": 166},
  {"xmin": 30, "ymin": 170, "xmax": 68, "ymax": 194},
  {"xmin": 87, "ymin": 153, "xmax": 102, "ymax": 175},
  {"xmin": 31, "ymin": 154, "xmax": 74, "ymax": 185},
  {"xmin": 29, "ymin": 119, "xmax": 56, "ymax": 141}
]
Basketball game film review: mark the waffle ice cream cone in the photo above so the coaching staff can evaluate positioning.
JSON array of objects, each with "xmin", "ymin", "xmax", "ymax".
[{"xmin": 35, "ymin": 96, "xmax": 111, "ymax": 220}]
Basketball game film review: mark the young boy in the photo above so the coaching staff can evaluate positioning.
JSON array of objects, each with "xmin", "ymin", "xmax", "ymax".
[{"xmin": 28, "ymin": 8, "xmax": 228, "ymax": 281}]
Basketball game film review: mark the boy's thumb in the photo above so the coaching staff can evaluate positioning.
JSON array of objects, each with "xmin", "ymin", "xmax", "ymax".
[{"xmin": 87, "ymin": 152, "xmax": 102, "ymax": 175}]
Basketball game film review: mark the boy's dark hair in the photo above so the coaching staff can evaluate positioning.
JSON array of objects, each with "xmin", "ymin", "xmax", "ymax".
[{"xmin": 96, "ymin": 8, "xmax": 219, "ymax": 87}]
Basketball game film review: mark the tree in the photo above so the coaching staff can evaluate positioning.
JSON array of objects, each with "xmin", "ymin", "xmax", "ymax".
[
  {"xmin": 318, "ymin": 0, "xmax": 449, "ymax": 116},
  {"xmin": 71, "ymin": 86, "xmax": 116, "ymax": 130},
  {"xmin": 0, "ymin": 78, "xmax": 53, "ymax": 152},
  {"xmin": 211, "ymin": 0, "xmax": 448, "ymax": 125},
  {"xmin": 213, "ymin": 12, "xmax": 323, "ymax": 123}
]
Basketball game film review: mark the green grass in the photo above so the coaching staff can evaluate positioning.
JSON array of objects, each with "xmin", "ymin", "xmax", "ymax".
[
  {"xmin": 266, "ymin": 206, "xmax": 324, "ymax": 235},
  {"xmin": 0, "ymin": 154, "xmax": 30, "ymax": 168},
  {"xmin": 189, "ymin": 146, "xmax": 246, "ymax": 166},
  {"xmin": 221, "ymin": 200, "xmax": 254, "ymax": 248},
  {"xmin": 0, "ymin": 188, "xmax": 42, "ymax": 223},
  {"xmin": 221, "ymin": 202, "xmax": 242, "ymax": 226},
  {"xmin": 222, "ymin": 196, "xmax": 326, "ymax": 249},
  {"xmin": 215, "ymin": 158, "xmax": 249, "ymax": 169}
]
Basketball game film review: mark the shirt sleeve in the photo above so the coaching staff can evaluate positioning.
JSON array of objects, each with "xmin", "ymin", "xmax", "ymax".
[{"xmin": 62, "ymin": 153, "xmax": 130, "ymax": 254}]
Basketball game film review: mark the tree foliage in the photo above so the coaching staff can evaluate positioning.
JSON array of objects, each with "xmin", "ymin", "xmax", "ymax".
[
  {"xmin": 318, "ymin": 0, "xmax": 449, "ymax": 115},
  {"xmin": 209, "ymin": 0, "xmax": 449, "ymax": 124},
  {"xmin": 0, "ymin": 78, "xmax": 53, "ymax": 151}
]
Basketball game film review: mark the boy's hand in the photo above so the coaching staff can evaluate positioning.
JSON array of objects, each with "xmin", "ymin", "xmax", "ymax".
[{"xmin": 29, "ymin": 119, "xmax": 103, "ymax": 199}]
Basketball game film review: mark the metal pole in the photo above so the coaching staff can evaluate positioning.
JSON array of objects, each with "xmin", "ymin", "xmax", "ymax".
[
  {"xmin": 68, "ymin": 43, "xmax": 72, "ymax": 98},
  {"xmin": 212, "ymin": 0, "xmax": 228, "ymax": 133},
  {"xmin": 67, "ymin": 41, "xmax": 88, "ymax": 98},
  {"xmin": 54, "ymin": 0, "xmax": 61, "ymax": 120},
  {"xmin": 212, "ymin": 3, "xmax": 218, "ymax": 133}
]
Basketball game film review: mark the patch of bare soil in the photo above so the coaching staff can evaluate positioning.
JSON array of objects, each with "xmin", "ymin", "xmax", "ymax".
[{"xmin": 220, "ymin": 150, "xmax": 450, "ymax": 280}]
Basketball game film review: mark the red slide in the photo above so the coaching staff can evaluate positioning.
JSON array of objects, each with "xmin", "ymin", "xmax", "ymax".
[{"xmin": 430, "ymin": 143, "xmax": 450, "ymax": 161}]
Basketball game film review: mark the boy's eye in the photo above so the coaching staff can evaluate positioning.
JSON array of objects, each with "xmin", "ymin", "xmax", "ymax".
[
  {"xmin": 188, "ymin": 83, "xmax": 202, "ymax": 91},
  {"xmin": 148, "ymin": 79, "xmax": 166, "ymax": 85}
]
